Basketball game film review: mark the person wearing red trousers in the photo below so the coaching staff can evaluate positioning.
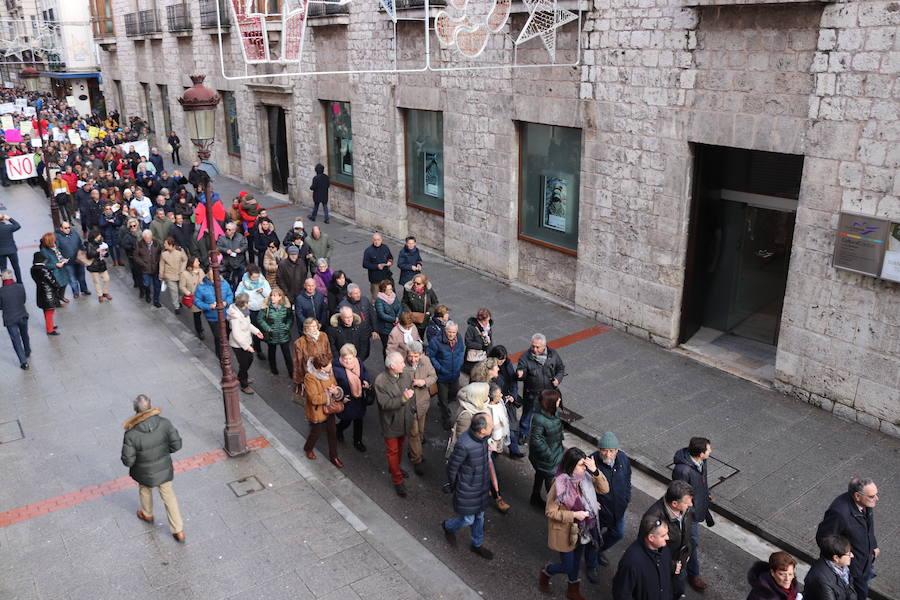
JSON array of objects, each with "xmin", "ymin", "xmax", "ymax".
[
  {"xmin": 374, "ymin": 352, "xmax": 415, "ymax": 497},
  {"xmin": 29, "ymin": 252, "xmax": 62, "ymax": 336}
]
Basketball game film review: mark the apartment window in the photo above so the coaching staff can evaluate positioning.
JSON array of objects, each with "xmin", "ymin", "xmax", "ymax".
[
  {"xmin": 141, "ymin": 82, "xmax": 156, "ymax": 136},
  {"xmin": 114, "ymin": 80, "xmax": 125, "ymax": 114},
  {"xmin": 91, "ymin": 0, "xmax": 115, "ymax": 36},
  {"xmin": 254, "ymin": 0, "xmax": 281, "ymax": 11},
  {"xmin": 518, "ymin": 122, "xmax": 582, "ymax": 254},
  {"xmin": 221, "ymin": 90, "xmax": 240, "ymax": 156},
  {"xmin": 158, "ymin": 84, "xmax": 172, "ymax": 135},
  {"xmin": 324, "ymin": 101, "xmax": 353, "ymax": 187},
  {"xmin": 403, "ymin": 109, "xmax": 443, "ymax": 213}
]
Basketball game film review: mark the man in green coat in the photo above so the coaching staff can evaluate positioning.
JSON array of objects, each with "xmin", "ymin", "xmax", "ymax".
[
  {"xmin": 375, "ymin": 352, "xmax": 415, "ymax": 498},
  {"xmin": 121, "ymin": 394, "xmax": 185, "ymax": 541}
]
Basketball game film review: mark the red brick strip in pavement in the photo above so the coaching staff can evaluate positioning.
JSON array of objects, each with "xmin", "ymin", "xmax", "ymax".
[
  {"xmin": 0, "ymin": 436, "xmax": 270, "ymax": 529},
  {"xmin": 508, "ymin": 324, "xmax": 611, "ymax": 363}
]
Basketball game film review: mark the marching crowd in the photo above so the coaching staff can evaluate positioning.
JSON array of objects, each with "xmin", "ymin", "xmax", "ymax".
[{"xmin": 0, "ymin": 90, "xmax": 882, "ymax": 600}]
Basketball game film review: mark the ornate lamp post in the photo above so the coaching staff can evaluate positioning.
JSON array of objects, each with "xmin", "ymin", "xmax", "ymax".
[{"xmin": 178, "ymin": 75, "xmax": 247, "ymax": 457}]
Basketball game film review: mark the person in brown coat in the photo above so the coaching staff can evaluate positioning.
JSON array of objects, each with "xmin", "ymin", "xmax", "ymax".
[
  {"xmin": 293, "ymin": 317, "xmax": 333, "ymax": 393},
  {"xmin": 159, "ymin": 237, "xmax": 187, "ymax": 313},
  {"xmin": 405, "ymin": 340, "xmax": 437, "ymax": 476},
  {"xmin": 302, "ymin": 353, "xmax": 345, "ymax": 468},
  {"xmin": 133, "ymin": 229, "xmax": 163, "ymax": 307},
  {"xmin": 179, "ymin": 256, "xmax": 205, "ymax": 339},
  {"xmin": 539, "ymin": 447, "xmax": 610, "ymax": 600},
  {"xmin": 386, "ymin": 311, "xmax": 422, "ymax": 360}
]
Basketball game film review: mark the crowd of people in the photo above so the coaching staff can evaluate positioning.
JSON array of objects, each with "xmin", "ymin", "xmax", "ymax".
[{"xmin": 0, "ymin": 89, "xmax": 882, "ymax": 600}]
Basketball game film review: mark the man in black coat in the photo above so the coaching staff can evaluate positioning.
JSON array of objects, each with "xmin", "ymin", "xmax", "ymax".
[
  {"xmin": 0, "ymin": 268, "xmax": 30, "ymax": 369},
  {"xmin": 612, "ymin": 514, "xmax": 674, "ymax": 600},
  {"xmin": 338, "ymin": 284, "xmax": 377, "ymax": 357},
  {"xmin": 295, "ymin": 277, "xmax": 328, "ymax": 331},
  {"xmin": 642, "ymin": 480, "xmax": 694, "ymax": 598},
  {"xmin": 328, "ymin": 306, "xmax": 367, "ymax": 359},
  {"xmin": 441, "ymin": 412, "xmax": 494, "ymax": 560},
  {"xmin": 591, "ymin": 431, "xmax": 633, "ymax": 572},
  {"xmin": 671, "ymin": 436, "xmax": 712, "ymax": 592},
  {"xmin": 515, "ymin": 332, "xmax": 565, "ymax": 443},
  {"xmin": 805, "ymin": 534, "xmax": 858, "ymax": 600},
  {"xmin": 0, "ymin": 213, "xmax": 22, "ymax": 282},
  {"xmin": 308, "ymin": 163, "xmax": 330, "ymax": 223},
  {"xmin": 815, "ymin": 478, "xmax": 879, "ymax": 600},
  {"xmin": 362, "ymin": 232, "xmax": 393, "ymax": 300},
  {"xmin": 121, "ymin": 394, "xmax": 185, "ymax": 542}
]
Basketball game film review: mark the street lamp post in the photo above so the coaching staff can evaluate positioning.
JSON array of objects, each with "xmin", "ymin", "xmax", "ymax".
[
  {"xmin": 21, "ymin": 67, "xmax": 60, "ymax": 228},
  {"xmin": 178, "ymin": 75, "xmax": 247, "ymax": 457}
]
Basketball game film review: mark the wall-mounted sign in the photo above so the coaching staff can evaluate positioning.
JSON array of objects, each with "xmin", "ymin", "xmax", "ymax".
[
  {"xmin": 832, "ymin": 212, "xmax": 893, "ymax": 279},
  {"xmin": 882, "ymin": 223, "xmax": 900, "ymax": 283}
]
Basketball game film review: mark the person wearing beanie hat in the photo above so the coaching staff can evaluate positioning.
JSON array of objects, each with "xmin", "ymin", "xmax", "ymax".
[
  {"xmin": 588, "ymin": 430, "xmax": 632, "ymax": 578},
  {"xmin": 276, "ymin": 243, "xmax": 311, "ymax": 306}
]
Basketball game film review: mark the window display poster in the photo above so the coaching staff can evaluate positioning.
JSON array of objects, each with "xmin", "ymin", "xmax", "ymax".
[
  {"xmin": 339, "ymin": 137, "xmax": 353, "ymax": 175},
  {"xmin": 881, "ymin": 223, "xmax": 900, "ymax": 283},
  {"xmin": 832, "ymin": 213, "xmax": 889, "ymax": 277},
  {"xmin": 424, "ymin": 152, "xmax": 441, "ymax": 197},
  {"xmin": 541, "ymin": 175, "xmax": 569, "ymax": 233}
]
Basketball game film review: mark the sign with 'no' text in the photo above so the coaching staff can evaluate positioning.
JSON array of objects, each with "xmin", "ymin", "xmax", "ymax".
[{"xmin": 5, "ymin": 154, "xmax": 35, "ymax": 180}]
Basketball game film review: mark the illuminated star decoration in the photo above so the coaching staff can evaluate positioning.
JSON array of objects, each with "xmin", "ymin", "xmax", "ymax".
[{"xmin": 514, "ymin": 0, "xmax": 577, "ymax": 61}]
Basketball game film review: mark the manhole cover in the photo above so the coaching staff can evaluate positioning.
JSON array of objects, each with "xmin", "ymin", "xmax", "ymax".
[
  {"xmin": 558, "ymin": 406, "xmax": 582, "ymax": 424},
  {"xmin": 0, "ymin": 420, "xmax": 24, "ymax": 444},
  {"xmin": 228, "ymin": 475, "xmax": 265, "ymax": 497},
  {"xmin": 666, "ymin": 456, "xmax": 739, "ymax": 490}
]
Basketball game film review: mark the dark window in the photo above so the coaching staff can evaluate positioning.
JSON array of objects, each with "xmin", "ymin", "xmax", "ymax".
[
  {"xmin": 404, "ymin": 109, "xmax": 443, "ymax": 212},
  {"xmin": 324, "ymin": 100, "xmax": 353, "ymax": 187},
  {"xmin": 222, "ymin": 90, "xmax": 241, "ymax": 156},
  {"xmin": 158, "ymin": 84, "xmax": 172, "ymax": 136}
]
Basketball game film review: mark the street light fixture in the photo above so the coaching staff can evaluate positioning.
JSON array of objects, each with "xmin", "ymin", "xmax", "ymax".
[{"xmin": 178, "ymin": 74, "xmax": 248, "ymax": 457}]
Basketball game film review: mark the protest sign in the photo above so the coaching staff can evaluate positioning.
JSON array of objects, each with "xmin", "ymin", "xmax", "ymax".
[
  {"xmin": 23, "ymin": 106, "xmax": 35, "ymax": 117},
  {"xmin": 19, "ymin": 121, "xmax": 33, "ymax": 136},
  {"xmin": 30, "ymin": 137, "xmax": 42, "ymax": 148},
  {"xmin": 5, "ymin": 154, "xmax": 35, "ymax": 180},
  {"xmin": 4, "ymin": 129, "xmax": 22, "ymax": 142},
  {"xmin": 14, "ymin": 98, "xmax": 26, "ymax": 108},
  {"xmin": 88, "ymin": 126, "xmax": 99, "ymax": 140},
  {"xmin": 67, "ymin": 129, "xmax": 82, "ymax": 146},
  {"xmin": 0, "ymin": 103, "xmax": 15, "ymax": 115},
  {"xmin": 0, "ymin": 115, "xmax": 12, "ymax": 130}
]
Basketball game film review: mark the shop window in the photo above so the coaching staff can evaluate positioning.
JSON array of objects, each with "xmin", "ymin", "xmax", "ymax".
[
  {"xmin": 404, "ymin": 109, "xmax": 443, "ymax": 213},
  {"xmin": 518, "ymin": 122, "xmax": 582, "ymax": 254},
  {"xmin": 221, "ymin": 90, "xmax": 241, "ymax": 156},
  {"xmin": 324, "ymin": 100, "xmax": 353, "ymax": 187}
]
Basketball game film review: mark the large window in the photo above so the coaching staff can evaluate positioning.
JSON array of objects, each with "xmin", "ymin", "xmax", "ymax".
[
  {"xmin": 158, "ymin": 84, "xmax": 171, "ymax": 136},
  {"xmin": 221, "ymin": 90, "xmax": 241, "ymax": 156},
  {"xmin": 404, "ymin": 109, "xmax": 444, "ymax": 213},
  {"xmin": 518, "ymin": 123, "xmax": 582, "ymax": 254},
  {"xmin": 324, "ymin": 101, "xmax": 353, "ymax": 187},
  {"xmin": 114, "ymin": 80, "xmax": 125, "ymax": 114}
]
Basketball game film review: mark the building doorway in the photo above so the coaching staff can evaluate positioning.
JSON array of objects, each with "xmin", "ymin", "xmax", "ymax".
[
  {"xmin": 267, "ymin": 105, "xmax": 289, "ymax": 194},
  {"xmin": 680, "ymin": 145, "xmax": 804, "ymax": 379}
]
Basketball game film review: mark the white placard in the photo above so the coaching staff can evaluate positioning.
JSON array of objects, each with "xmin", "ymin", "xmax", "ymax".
[
  {"xmin": 67, "ymin": 129, "xmax": 82, "ymax": 147},
  {"xmin": 30, "ymin": 137, "xmax": 42, "ymax": 148},
  {"xmin": 23, "ymin": 106, "xmax": 35, "ymax": 117},
  {"xmin": 5, "ymin": 154, "xmax": 36, "ymax": 180},
  {"xmin": 0, "ymin": 103, "xmax": 15, "ymax": 114},
  {"xmin": 119, "ymin": 139, "xmax": 150, "ymax": 159},
  {"xmin": 14, "ymin": 98, "xmax": 26, "ymax": 108}
]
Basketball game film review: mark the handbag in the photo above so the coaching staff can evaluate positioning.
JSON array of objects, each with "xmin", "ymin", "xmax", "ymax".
[
  {"xmin": 75, "ymin": 250, "xmax": 92, "ymax": 267},
  {"xmin": 428, "ymin": 382, "xmax": 438, "ymax": 396},
  {"xmin": 364, "ymin": 387, "xmax": 377, "ymax": 406},
  {"xmin": 466, "ymin": 349, "xmax": 487, "ymax": 363},
  {"xmin": 323, "ymin": 387, "xmax": 345, "ymax": 415},
  {"xmin": 181, "ymin": 293, "xmax": 194, "ymax": 308},
  {"xmin": 409, "ymin": 312, "xmax": 426, "ymax": 324}
]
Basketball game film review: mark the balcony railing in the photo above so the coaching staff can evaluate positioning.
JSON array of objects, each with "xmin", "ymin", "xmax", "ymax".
[
  {"xmin": 138, "ymin": 8, "xmax": 162, "ymax": 33},
  {"xmin": 124, "ymin": 12, "xmax": 139, "ymax": 35},
  {"xmin": 200, "ymin": 0, "xmax": 231, "ymax": 28},
  {"xmin": 167, "ymin": 4, "xmax": 192, "ymax": 32},
  {"xmin": 308, "ymin": 2, "xmax": 350, "ymax": 17}
]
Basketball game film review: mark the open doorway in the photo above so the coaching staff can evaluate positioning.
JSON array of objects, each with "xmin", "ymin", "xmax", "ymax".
[
  {"xmin": 680, "ymin": 145, "xmax": 804, "ymax": 380},
  {"xmin": 266, "ymin": 105, "xmax": 289, "ymax": 194}
]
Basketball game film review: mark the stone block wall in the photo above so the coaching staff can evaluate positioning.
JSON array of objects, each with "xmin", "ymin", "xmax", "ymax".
[{"xmin": 95, "ymin": 0, "xmax": 900, "ymax": 434}]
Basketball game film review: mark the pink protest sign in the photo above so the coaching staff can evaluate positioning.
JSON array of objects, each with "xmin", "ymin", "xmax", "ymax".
[{"xmin": 4, "ymin": 129, "xmax": 22, "ymax": 142}]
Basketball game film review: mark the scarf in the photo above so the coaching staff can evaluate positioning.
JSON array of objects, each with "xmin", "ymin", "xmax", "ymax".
[
  {"xmin": 414, "ymin": 285, "xmax": 425, "ymax": 296},
  {"xmin": 554, "ymin": 470, "xmax": 601, "ymax": 545},
  {"xmin": 307, "ymin": 330, "xmax": 320, "ymax": 342},
  {"xmin": 828, "ymin": 562, "xmax": 851, "ymax": 587},
  {"xmin": 306, "ymin": 359, "xmax": 330, "ymax": 381},
  {"xmin": 377, "ymin": 290, "xmax": 396, "ymax": 305},
  {"xmin": 342, "ymin": 356, "xmax": 363, "ymax": 398},
  {"xmin": 399, "ymin": 325, "xmax": 415, "ymax": 345},
  {"xmin": 1, "ymin": 278, "xmax": 14, "ymax": 286},
  {"xmin": 317, "ymin": 268, "xmax": 333, "ymax": 288},
  {"xmin": 533, "ymin": 351, "xmax": 548, "ymax": 365}
]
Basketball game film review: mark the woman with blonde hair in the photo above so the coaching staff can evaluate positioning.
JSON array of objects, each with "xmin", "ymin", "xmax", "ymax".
[
  {"xmin": 258, "ymin": 287, "xmax": 294, "ymax": 375},
  {"xmin": 402, "ymin": 272, "xmax": 438, "ymax": 339},
  {"xmin": 262, "ymin": 240, "xmax": 286, "ymax": 288},
  {"xmin": 303, "ymin": 353, "xmax": 345, "ymax": 468},
  {"xmin": 293, "ymin": 317, "xmax": 332, "ymax": 394}
]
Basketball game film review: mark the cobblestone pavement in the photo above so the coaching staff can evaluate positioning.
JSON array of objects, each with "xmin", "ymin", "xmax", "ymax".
[{"xmin": 0, "ymin": 181, "xmax": 480, "ymax": 600}]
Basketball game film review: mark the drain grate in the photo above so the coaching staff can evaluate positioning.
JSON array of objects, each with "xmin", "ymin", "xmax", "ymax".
[
  {"xmin": 666, "ymin": 456, "xmax": 740, "ymax": 490},
  {"xmin": 228, "ymin": 475, "xmax": 265, "ymax": 497},
  {"xmin": 0, "ymin": 420, "xmax": 24, "ymax": 444},
  {"xmin": 558, "ymin": 406, "xmax": 583, "ymax": 424}
]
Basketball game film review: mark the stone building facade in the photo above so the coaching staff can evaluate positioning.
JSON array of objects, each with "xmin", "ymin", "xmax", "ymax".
[{"xmin": 95, "ymin": 0, "xmax": 899, "ymax": 435}]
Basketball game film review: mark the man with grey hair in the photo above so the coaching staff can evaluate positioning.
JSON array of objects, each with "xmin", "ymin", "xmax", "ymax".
[
  {"xmin": 515, "ymin": 332, "xmax": 565, "ymax": 443},
  {"xmin": 339, "ymin": 283, "xmax": 377, "ymax": 359},
  {"xmin": 375, "ymin": 351, "xmax": 415, "ymax": 497},
  {"xmin": 405, "ymin": 340, "xmax": 437, "ymax": 475},
  {"xmin": 816, "ymin": 477, "xmax": 880, "ymax": 600},
  {"xmin": 121, "ymin": 395, "xmax": 185, "ymax": 542},
  {"xmin": 427, "ymin": 319, "xmax": 464, "ymax": 431},
  {"xmin": 217, "ymin": 221, "xmax": 248, "ymax": 290},
  {"xmin": 0, "ymin": 267, "xmax": 29, "ymax": 369},
  {"xmin": 328, "ymin": 305, "xmax": 365, "ymax": 358}
]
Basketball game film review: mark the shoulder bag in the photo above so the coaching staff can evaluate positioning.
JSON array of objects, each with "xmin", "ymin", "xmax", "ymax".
[{"xmin": 323, "ymin": 386, "xmax": 346, "ymax": 415}]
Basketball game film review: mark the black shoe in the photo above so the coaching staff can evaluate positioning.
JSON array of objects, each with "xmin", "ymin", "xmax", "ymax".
[
  {"xmin": 144, "ymin": 295, "xmax": 151, "ymax": 304},
  {"xmin": 47, "ymin": 331, "xmax": 60, "ymax": 336},
  {"xmin": 470, "ymin": 545, "xmax": 493, "ymax": 560},
  {"xmin": 394, "ymin": 483, "xmax": 407, "ymax": 497},
  {"xmin": 20, "ymin": 363, "xmax": 28, "ymax": 370},
  {"xmin": 258, "ymin": 352, "xmax": 267, "ymax": 360},
  {"xmin": 354, "ymin": 441, "xmax": 366, "ymax": 453},
  {"xmin": 441, "ymin": 521, "xmax": 457, "ymax": 547},
  {"xmin": 270, "ymin": 369, "xmax": 279, "ymax": 376},
  {"xmin": 598, "ymin": 554, "xmax": 610, "ymax": 567},
  {"xmin": 175, "ymin": 307, "xmax": 181, "ymax": 315},
  {"xmin": 586, "ymin": 567, "xmax": 601, "ymax": 583},
  {"xmin": 307, "ymin": 215, "xmax": 315, "ymax": 221},
  {"xmin": 413, "ymin": 463, "xmax": 425, "ymax": 476},
  {"xmin": 197, "ymin": 331, "xmax": 205, "ymax": 340},
  {"xmin": 153, "ymin": 302, "xmax": 162, "ymax": 308},
  {"xmin": 82, "ymin": 290, "xmax": 91, "ymax": 296},
  {"xmin": 324, "ymin": 219, "xmax": 330, "ymax": 224}
]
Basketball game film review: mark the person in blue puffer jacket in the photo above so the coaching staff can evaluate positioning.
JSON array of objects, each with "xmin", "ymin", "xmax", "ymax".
[{"xmin": 194, "ymin": 269, "xmax": 234, "ymax": 358}]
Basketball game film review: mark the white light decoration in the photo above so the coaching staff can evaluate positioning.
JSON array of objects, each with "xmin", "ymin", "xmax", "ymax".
[
  {"xmin": 514, "ymin": 0, "xmax": 577, "ymax": 61},
  {"xmin": 434, "ymin": 0, "xmax": 510, "ymax": 58}
]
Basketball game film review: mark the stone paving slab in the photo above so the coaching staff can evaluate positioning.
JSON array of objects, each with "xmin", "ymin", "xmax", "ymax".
[
  {"xmin": 190, "ymin": 161, "xmax": 900, "ymax": 599},
  {"xmin": 0, "ymin": 183, "xmax": 480, "ymax": 600}
]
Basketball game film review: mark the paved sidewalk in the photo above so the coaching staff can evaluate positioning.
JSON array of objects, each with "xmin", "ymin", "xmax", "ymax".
[
  {"xmin": 200, "ymin": 162, "xmax": 900, "ymax": 599},
  {"xmin": 0, "ymin": 182, "xmax": 480, "ymax": 600}
]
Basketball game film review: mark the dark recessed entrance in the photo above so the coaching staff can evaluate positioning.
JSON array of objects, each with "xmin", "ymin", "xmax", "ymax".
[
  {"xmin": 267, "ymin": 105, "xmax": 289, "ymax": 194},
  {"xmin": 680, "ymin": 145, "xmax": 804, "ymax": 376}
]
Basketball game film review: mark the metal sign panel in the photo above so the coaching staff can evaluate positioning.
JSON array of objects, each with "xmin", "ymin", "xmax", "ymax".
[{"xmin": 832, "ymin": 212, "xmax": 890, "ymax": 277}]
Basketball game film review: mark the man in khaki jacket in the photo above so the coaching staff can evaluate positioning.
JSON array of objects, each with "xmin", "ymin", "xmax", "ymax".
[
  {"xmin": 404, "ymin": 340, "xmax": 437, "ymax": 476},
  {"xmin": 158, "ymin": 237, "xmax": 187, "ymax": 313}
]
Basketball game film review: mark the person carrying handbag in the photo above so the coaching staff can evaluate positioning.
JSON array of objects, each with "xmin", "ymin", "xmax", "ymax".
[{"xmin": 303, "ymin": 353, "xmax": 345, "ymax": 468}]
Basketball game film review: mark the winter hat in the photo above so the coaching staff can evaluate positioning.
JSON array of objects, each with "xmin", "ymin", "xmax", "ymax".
[
  {"xmin": 238, "ymin": 190, "xmax": 248, "ymax": 198},
  {"xmin": 292, "ymin": 220, "xmax": 304, "ymax": 230},
  {"xmin": 286, "ymin": 245, "xmax": 300, "ymax": 256},
  {"xmin": 597, "ymin": 431, "xmax": 619, "ymax": 449}
]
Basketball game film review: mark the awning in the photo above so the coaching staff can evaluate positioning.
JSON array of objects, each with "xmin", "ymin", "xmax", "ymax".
[{"xmin": 41, "ymin": 72, "xmax": 103, "ymax": 83}]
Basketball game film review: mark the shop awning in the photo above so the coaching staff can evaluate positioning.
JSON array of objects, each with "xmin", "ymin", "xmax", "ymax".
[{"xmin": 42, "ymin": 72, "xmax": 103, "ymax": 83}]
